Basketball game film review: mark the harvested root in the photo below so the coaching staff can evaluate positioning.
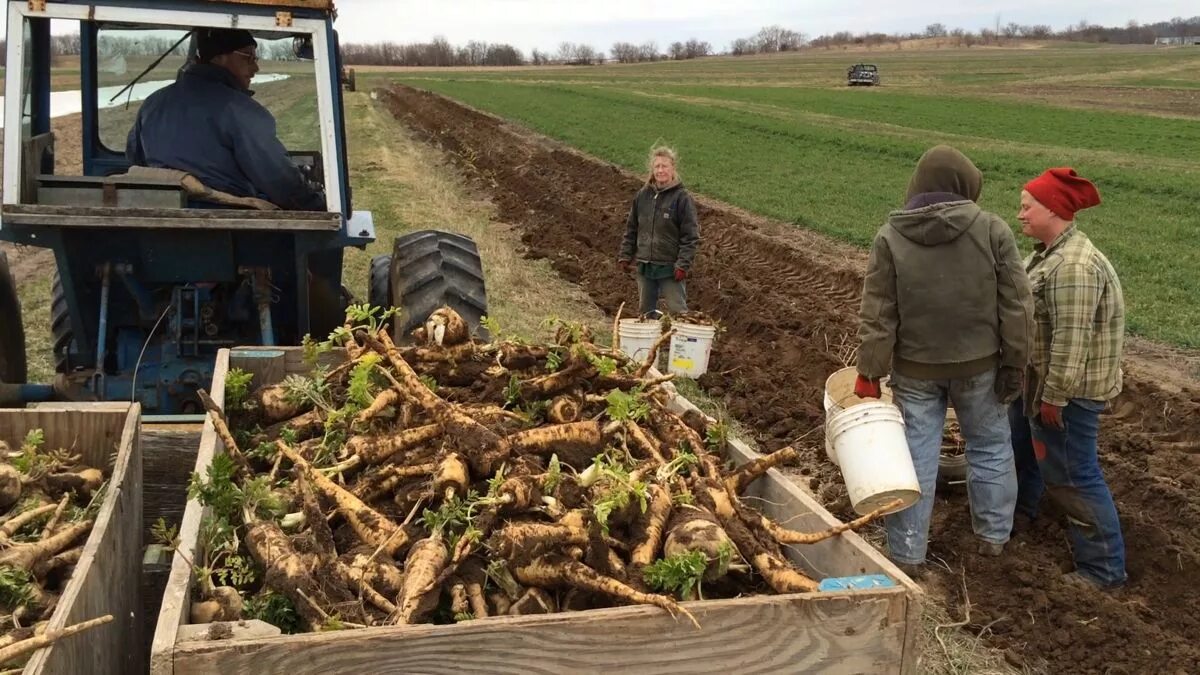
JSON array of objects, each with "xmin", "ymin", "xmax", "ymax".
[
  {"xmin": 514, "ymin": 554, "xmax": 698, "ymax": 628},
  {"xmin": 629, "ymin": 484, "xmax": 672, "ymax": 567},
  {"xmin": 764, "ymin": 498, "xmax": 902, "ymax": 545},
  {"xmin": 278, "ymin": 442, "xmax": 408, "ymax": 558},
  {"xmin": 193, "ymin": 305, "xmax": 898, "ymax": 636},
  {"xmin": 423, "ymin": 307, "xmax": 471, "ymax": 347},
  {"xmin": 725, "ymin": 446, "xmax": 799, "ymax": 494},
  {"xmin": 0, "ymin": 614, "xmax": 112, "ymax": 667},
  {"xmin": 394, "ymin": 535, "xmax": 449, "ymax": 624}
]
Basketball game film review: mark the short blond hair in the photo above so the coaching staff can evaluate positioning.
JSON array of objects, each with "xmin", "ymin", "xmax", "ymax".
[{"xmin": 646, "ymin": 144, "xmax": 680, "ymax": 184}]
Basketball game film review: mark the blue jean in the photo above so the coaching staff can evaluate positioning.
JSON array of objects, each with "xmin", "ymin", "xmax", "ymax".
[
  {"xmin": 886, "ymin": 370, "xmax": 1017, "ymax": 565},
  {"xmin": 636, "ymin": 273, "xmax": 687, "ymax": 316},
  {"xmin": 1010, "ymin": 398, "xmax": 1127, "ymax": 587}
]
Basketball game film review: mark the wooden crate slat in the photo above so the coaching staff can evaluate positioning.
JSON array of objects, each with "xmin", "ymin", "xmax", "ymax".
[{"xmin": 1, "ymin": 404, "xmax": 143, "ymax": 675}]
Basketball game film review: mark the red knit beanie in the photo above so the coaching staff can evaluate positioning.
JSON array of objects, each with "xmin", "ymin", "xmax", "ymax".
[{"xmin": 1023, "ymin": 168, "xmax": 1101, "ymax": 221}]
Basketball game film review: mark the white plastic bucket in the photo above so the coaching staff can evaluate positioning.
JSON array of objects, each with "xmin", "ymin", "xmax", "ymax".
[
  {"xmin": 827, "ymin": 401, "xmax": 920, "ymax": 516},
  {"xmin": 823, "ymin": 367, "xmax": 893, "ymax": 464},
  {"xmin": 617, "ymin": 319, "xmax": 662, "ymax": 362},
  {"xmin": 667, "ymin": 322, "xmax": 717, "ymax": 378}
]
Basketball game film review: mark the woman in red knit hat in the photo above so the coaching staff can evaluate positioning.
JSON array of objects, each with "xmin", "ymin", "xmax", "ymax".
[{"xmin": 1011, "ymin": 168, "xmax": 1127, "ymax": 590}]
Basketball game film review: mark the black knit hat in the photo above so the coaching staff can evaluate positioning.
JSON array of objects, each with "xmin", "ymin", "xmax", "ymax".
[{"xmin": 196, "ymin": 28, "xmax": 257, "ymax": 63}]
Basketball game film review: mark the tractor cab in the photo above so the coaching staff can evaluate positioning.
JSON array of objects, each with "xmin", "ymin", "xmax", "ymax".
[{"xmin": 0, "ymin": 0, "xmax": 385, "ymax": 413}]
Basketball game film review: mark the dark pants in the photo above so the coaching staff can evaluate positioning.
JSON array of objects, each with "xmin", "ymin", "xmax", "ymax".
[
  {"xmin": 1010, "ymin": 397, "xmax": 1127, "ymax": 587},
  {"xmin": 636, "ymin": 273, "xmax": 687, "ymax": 316}
]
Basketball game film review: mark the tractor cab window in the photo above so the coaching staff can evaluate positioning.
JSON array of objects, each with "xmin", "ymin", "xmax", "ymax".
[{"xmin": 96, "ymin": 28, "xmax": 320, "ymax": 156}]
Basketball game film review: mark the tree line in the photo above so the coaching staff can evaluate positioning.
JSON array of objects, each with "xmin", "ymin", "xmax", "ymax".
[
  {"xmin": 809, "ymin": 16, "xmax": 1200, "ymax": 49},
  {"xmin": 1, "ymin": 16, "xmax": 1196, "ymax": 69}
]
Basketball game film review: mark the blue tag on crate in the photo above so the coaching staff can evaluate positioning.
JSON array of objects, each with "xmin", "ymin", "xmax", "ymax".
[{"xmin": 818, "ymin": 574, "xmax": 897, "ymax": 592}]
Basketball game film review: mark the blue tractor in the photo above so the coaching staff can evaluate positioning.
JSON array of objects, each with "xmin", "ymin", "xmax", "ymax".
[{"xmin": 0, "ymin": 0, "xmax": 488, "ymax": 414}]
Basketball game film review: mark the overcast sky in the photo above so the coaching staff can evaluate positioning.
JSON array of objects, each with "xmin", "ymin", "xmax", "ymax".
[{"xmin": 333, "ymin": 0, "xmax": 1196, "ymax": 52}]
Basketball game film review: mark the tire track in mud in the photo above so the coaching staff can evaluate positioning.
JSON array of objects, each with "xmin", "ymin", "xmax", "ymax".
[{"xmin": 381, "ymin": 83, "xmax": 1200, "ymax": 673}]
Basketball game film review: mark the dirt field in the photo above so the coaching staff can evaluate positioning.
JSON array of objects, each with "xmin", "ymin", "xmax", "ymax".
[{"xmin": 382, "ymin": 83, "xmax": 1200, "ymax": 673}]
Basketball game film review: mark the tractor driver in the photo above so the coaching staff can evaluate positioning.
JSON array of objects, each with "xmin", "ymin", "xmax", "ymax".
[{"xmin": 126, "ymin": 28, "xmax": 325, "ymax": 211}]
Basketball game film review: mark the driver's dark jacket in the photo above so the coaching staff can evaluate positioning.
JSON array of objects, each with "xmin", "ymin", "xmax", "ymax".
[{"xmin": 126, "ymin": 63, "xmax": 324, "ymax": 211}]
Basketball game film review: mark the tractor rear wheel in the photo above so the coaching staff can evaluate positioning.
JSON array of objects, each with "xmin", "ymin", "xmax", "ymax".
[
  {"xmin": 0, "ymin": 250, "xmax": 28, "ymax": 385},
  {"xmin": 386, "ymin": 231, "xmax": 488, "ymax": 343},
  {"xmin": 50, "ymin": 271, "xmax": 74, "ymax": 374},
  {"xmin": 368, "ymin": 253, "xmax": 392, "ymax": 310}
]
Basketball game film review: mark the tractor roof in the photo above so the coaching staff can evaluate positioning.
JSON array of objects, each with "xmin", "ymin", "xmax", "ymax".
[{"xmin": 8, "ymin": 0, "xmax": 335, "ymax": 11}]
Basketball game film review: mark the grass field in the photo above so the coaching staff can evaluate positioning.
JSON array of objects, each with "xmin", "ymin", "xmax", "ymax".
[{"xmin": 378, "ymin": 45, "xmax": 1200, "ymax": 347}]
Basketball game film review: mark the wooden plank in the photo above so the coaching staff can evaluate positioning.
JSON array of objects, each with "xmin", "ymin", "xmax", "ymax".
[
  {"xmin": 8, "ymin": 404, "xmax": 144, "ymax": 675},
  {"xmin": 150, "ymin": 352, "xmax": 231, "ymax": 675},
  {"xmin": 172, "ymin": 592, "xmax": 907, "ymax": 674},
  {"xmin": 0, "ymin": 205, "xmax": 339, "ymax": 231},
  {"xmin": 141, "ymin": 427, "xmax": 203, "ymax": 663}
]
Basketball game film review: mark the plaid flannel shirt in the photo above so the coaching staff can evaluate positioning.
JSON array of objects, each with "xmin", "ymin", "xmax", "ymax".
[{"xmin": 1024, "ymin": 225, "xmax": 1125, "ymax": 408}]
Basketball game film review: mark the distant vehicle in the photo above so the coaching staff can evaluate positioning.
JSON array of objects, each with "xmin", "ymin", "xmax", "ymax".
[{"xmin": 847, "ymin": 63, "xmax": 880, "ymax": 86}]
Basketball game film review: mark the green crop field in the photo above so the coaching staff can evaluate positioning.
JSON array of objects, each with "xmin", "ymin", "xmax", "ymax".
[{"xmin": 378, "ymin": 45, "xmax": 1200, "ymax": 347}]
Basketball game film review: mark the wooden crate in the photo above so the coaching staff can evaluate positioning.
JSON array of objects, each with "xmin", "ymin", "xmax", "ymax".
[
  {"xmin": 152, "ymin": 348, "xmax": 922, "ymax": 674},
  {"xmin": 0, "ymin": 404, "xmax": 143, "ymax": 675}
]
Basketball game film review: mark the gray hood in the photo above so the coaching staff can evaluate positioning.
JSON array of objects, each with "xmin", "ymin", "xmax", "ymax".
[{"xmin": 887, "ymin": 201, "xmax": 983, "ymax": 246}]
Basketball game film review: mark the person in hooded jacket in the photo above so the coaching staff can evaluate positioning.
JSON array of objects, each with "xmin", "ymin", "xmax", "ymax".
[
  {"xmin": 617, "ymin": 145, "xmax": 700, "ymax": 316},
  {"xmin": 855, "ymin": 145, "xmax": 1034, "ymax": 578},
  {"xmin": 126, "ymin": 28, "xmax": 325, "ymax": 211}
]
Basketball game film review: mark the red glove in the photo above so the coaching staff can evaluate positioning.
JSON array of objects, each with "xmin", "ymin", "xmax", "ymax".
[
  {"xmin": 1039, "ymin": 401, "xmax": 1064, "ymax": 430},
  {"xmin": 618, "ymin": 259, "xmax": 632, "ymax": 273},
  {"xmin": 854, "ymin": 374, "xmax": 881, "ymax": 399},
  {"xmin": 674, "ymin": 268, "xmax": 687, "ymax": 282}
]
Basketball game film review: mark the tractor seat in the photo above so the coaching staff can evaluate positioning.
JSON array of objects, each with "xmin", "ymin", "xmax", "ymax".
[{"xmin": 36, "ymin": 174, "xmax": 187, "ymax": 209}]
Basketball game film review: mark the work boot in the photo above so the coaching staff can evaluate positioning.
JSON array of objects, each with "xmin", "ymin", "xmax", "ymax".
[
  {"xmin": 977, "ymin": 540, "xmax": 1005, "ymax": 557},
  {"xmin": 1062, "ymin": 571, "xmax": 1123, "ymax": 592},
  {"xmin": 890, "ymin": 560, "xmax": 926, "ymax": 580}
]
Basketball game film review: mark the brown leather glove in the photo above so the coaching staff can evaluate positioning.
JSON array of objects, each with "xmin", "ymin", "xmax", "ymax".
[{"xmin": 994, "ymin": 366, "xmax": 1023, "ymax": 405}]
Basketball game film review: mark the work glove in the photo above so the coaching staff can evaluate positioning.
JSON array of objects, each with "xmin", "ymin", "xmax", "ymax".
[
  {"xmin": 618, "ymin": 259, "xmax": 633, "ymax": 274},
  {"xmin": 1039, "ymin": 401, "xmax": 1064, "ymax": 430},
  {"xmin": 854, "ymin": 374, "xmax": 881, "ymax": 399},
  {"xmin": 994, "ymin": 366, "xmax": 1023, "ymax": 405},
  {"xmin": 674, "ymin": 268, "xmax": 687, "ymax": 282}
]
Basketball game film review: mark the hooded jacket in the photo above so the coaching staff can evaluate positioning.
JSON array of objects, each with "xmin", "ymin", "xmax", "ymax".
[
  {"xmin": 126, "ymin": 63, "xmax": 325, "ymax": 211},
  {"xmin": 857, "ymin": 146, "xmax": 1034, "ymax": 380}
]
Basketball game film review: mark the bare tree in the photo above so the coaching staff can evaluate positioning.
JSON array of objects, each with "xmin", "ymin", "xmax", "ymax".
[
  {"xmin": 637, "ymin": 41, "xmax": 659, "ymax": 62},
  {"xmin": 684, "ymin": 38, "xmax": 712, "ymax": 59},
  {"xmin": 668, "ymin": 41, "xmax": 685, "ymax": 60},
  {"xmin": 925, "ymin": 23, "xmax": 948, "ymax": 38}
]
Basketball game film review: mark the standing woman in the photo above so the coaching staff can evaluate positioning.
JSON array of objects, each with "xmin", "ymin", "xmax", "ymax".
[{"xmin": 617, "ymin": 145, "xmax": 700, "ymax": 317}]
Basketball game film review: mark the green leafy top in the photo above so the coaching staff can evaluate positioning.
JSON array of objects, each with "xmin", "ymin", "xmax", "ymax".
[
  {"xmin": 705, "ymin": 419, "xmax": 730, "ymax": 453},
  {"xmin": 541, "ymin": 454, "xmax": 563, "ymax": 494},
  {"xmin": 656, "ymin": 447, "xmax": 699, "ymax": 482},
  {"xmin": 588, "ymin": 455, "xmax": 649, "ymax": 535},
  {"xmin": 224, "ymin": 369, "xmax": 255, "ymax": 411},
  {"xmin": 301, "ymin": 334, "xmax": 331, "ymax": 367},
  {"xmin": 151, "ymin": 517, "xmax": 180, "ymax": 551},
  {"xmin": 643, "ymin": 550, "xmax": 708, "ymax": 600},
  {"xmin": 545, "ymin": 349, "xmax": 565, "ymax": 372},
  {"xmin": 344, "ymin": 303, "xmax": 398, "ymax": 334},
  {"xmin": 0, "ymin": 565, "xmax": 35, "ymax": 609},
  {"xmin": 13, "ymin": 429, "xmax": 54, "ymax": 478},
  {"xmin": 346, "ymin": 352, "xmax": 384, "ymax": 409},
  {"xmin": 244, "ymin": 589, "xmax": 301, "ymax": 634},
  {"xmin": 187, "ymin": 454, "xmax": 242, "ymax": 521},
  {"xmin": 503, "ymin": 374, "xmax": 522, "ymax": 408},
  {"xmin": 605, "ymin": 388, "xmax": 649, "ymax": 422}
]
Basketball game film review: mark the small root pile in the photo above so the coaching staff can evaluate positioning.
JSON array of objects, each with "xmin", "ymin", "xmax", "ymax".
[
  {"xmin": 0, "ymin": 431, "xmax": 108, "ymax": 669},
  {"xmin": 184, "ymin": 304, "xmax": 892, "ymax": 632}
]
